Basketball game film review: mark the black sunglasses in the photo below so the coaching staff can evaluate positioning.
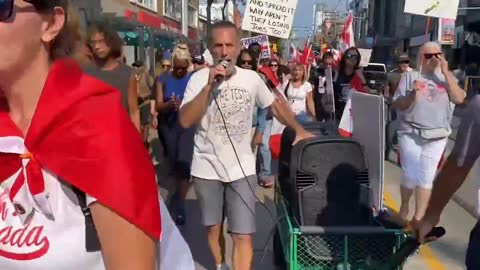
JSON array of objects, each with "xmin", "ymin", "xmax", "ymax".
[
  {"xmin": 424, "ymin": 53, "xmax": 442, "ymax": 60},
  {"xmin": 0, "ymin": 0, "xmax": 55, "ymax": 22},
  {"xmin": 241, "ymin": 60, "xmax": 253, "ymax": 65},
  {"xmin": 398, "ymin": 60, "xmax": 410, "ymax": 64}
]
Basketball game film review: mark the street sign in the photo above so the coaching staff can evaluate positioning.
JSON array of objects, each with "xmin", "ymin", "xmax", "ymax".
[{"xmin": 404, "ymin": 0, "xmax": 459, "ymax": 19}]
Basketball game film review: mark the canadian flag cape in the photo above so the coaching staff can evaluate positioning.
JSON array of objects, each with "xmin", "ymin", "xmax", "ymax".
[{"xmin": 0, "ymin": 59, "xmax": 198, "ymax": 269}]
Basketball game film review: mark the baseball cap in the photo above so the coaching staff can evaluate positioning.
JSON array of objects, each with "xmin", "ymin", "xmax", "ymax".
[
  {"xmin": 193, "ymin": 54, "xmax": 205, "ymax": 65},
  {"xmin": 397, "ymin": 53, "xmax": 410, "ymax": 63}
]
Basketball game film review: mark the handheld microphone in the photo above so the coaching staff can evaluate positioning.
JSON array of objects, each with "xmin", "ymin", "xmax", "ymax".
[{"xmin": 214, "ymin": 60, "xmax": 230, "ymax": 83}]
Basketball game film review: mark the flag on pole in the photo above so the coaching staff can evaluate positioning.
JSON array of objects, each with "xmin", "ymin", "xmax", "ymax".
[{"xmin": 338, "ymin": 11, "xmax": 355, "ymax": 52}]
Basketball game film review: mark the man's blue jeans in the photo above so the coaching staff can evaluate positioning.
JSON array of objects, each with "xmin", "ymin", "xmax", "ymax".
[{"xmin": 259, "ymin": 120, "xmax": 273, "ymax": 177}]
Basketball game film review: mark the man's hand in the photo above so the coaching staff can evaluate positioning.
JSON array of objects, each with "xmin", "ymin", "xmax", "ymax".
[
  {"xmin": 208, "ymin": 63, "xmax": 228, "ymax": 87},
  {"xmin": 165, "ymin": 96, "xmax": 177, "ymax": 110},
  {"xmin": 151, "ymin": 112, "xmax": 158, "ymax": 128},
  {"xmin": 253, "ymin": 131, "xmax": 263, "ymax": 146},
  {"xmin": 436, "ymin": 54, "xmax": 449, "ymax": 75},
  {"xmin": 409, "ymin": 215, "xmax": 440, "ymax": 244},
  {"xmin": 293, "ymin": 129, "xmax": 315, "ymax": 145},
  {"xmin": 172, "ymin": 95, "xmax": 181, "ymax": 112}
]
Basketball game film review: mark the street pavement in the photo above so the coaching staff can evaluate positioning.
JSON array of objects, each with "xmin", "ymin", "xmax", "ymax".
[{"xmin": 149, "ymin": 125, "xmax": 476, "ymax": 270}]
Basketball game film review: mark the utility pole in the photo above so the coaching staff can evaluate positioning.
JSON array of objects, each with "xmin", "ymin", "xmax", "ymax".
[{"xmin": 181, "ymin": 0, "xmax": 188, "ymax": 38}]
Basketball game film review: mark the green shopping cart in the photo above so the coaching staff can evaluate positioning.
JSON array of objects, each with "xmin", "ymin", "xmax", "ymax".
[{"xmin": 272, "ymin": 181, "xmax": 445, "ymax": 270}]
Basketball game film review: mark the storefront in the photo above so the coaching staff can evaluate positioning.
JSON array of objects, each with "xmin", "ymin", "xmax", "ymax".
[{"xmin": 123, "ymin": 9, "xmax": 200, "ymax": 53}]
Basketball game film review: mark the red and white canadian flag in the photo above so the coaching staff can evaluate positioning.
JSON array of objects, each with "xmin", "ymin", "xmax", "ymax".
[{"xmin": 338, "ymin": 11, "xmax": 355, "ymax": 53}]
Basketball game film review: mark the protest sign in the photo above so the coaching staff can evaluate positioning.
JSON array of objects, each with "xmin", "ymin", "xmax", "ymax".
[
  {"xmin": 241, "ymin": 0, "xmax": 298, "ymax": 39},
  {"xmin": 240, "ymin": 35, "xmax": 271, "ymax": 59},
  {"xmin": 438, "ymin": 18, "xmax": 455, "ymax": 45},
  {"xmin": 404, "ymin": 0, "xmax": 459, "ymax": 20}
]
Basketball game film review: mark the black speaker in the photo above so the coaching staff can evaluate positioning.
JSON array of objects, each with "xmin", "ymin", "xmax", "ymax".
[{"xmin": 278, "ymin": 121, "xmax": 371, "ymax": 227}]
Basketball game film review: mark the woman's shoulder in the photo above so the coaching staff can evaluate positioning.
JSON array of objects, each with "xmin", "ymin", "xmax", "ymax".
[{"xmin": 303, "ymin": 81, "xmax": 313, "ymax": 89}]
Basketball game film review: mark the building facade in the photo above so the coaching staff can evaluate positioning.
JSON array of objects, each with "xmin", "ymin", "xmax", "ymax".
[
  {"xmin": 73, "ymin": 0, "xmax": 200, "ymax": 66},
  {"xmin": 352, "ymin": 0, "xmax": 480, "ymax": 67}
]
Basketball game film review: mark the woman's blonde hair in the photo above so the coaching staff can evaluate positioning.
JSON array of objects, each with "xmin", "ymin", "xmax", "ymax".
[
  {"xmin": 293, "ymin": 64, "xmax": 307, "ymax": 83},
  {"xmin": 171, "ymin": 43, "xmax": 192, "ymax": 69}
]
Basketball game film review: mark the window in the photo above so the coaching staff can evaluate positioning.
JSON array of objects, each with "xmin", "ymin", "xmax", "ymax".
[
  {"xmin": 188, "ymin": 5, "xmax": 198, "ymax": 27},
  {"xmin": 164, "ymin": 0, "xmax": 181, "ymax": 20},
  {"xmin": 130, "ymin": 0, "xmax": 157, "ymax": 12}
]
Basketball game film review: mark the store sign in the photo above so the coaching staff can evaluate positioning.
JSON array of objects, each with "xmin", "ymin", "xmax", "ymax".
[
  {"xmin": 438, "ymin": 18, "xmax": 455, "ymax": 45},
  {"xmin": 125, "ymin": 10, "xmax": 198, "ymax": 40}
]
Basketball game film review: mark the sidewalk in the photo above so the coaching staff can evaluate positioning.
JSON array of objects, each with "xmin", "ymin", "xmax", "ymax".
[{"xmin": 384, "ymin": 153, "xmax": 476, "ymax": 270}]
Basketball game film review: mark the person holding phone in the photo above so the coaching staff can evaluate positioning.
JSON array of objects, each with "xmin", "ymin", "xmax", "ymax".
[
  {"xmin": 393, "ymin": 42, "xmax": 465, "ymax": 223},
  {"xmin": 155, "ymin": 44, "xmax": 194, "ymax": 226}
]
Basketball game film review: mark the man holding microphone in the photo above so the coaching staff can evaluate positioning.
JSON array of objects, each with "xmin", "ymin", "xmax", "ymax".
[{"xmin": 179, "ymin": 21, "xmax": 312, "ymax": 270}]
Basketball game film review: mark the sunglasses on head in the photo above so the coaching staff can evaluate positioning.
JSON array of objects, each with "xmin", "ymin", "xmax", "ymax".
[
  {"xmin": 424, "ymin": 53, "xmax": 442, "ymax": 60},
  {"xmin": 0, "ymin": 0, "xmax": 55, "ymax": 22}
]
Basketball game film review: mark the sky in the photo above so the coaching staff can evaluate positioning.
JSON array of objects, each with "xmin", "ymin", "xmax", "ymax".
[{"xmin": 292, "ymin": 0, "xmax": 347, "ymax": 37}]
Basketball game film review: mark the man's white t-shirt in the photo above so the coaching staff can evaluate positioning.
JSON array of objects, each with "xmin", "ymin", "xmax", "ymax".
[
  {"xmin": 181, "ymin": 67, "xmax": 275, "ymax": 182},
  {"xmin": 286, "ymin": 82, "xmax": 312, "ymax": 115}
]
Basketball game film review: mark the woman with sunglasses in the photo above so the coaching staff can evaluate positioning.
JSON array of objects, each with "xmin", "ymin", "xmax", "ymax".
[
  {"xmin": 333, "ymin": 47, "xmax": 369, "ymax": 120},
  {"xmin": 237, "ymin": 49, "xmax": 257, "ymax": 71},
  {"xmin": 0, "ymin": 1, "xmax": 196, "ymax": 269},
  {"xmin": 236, "ymin": 50, "xmax": 274, "ymax": 187},
  {"xmin": 393, "ymin": 42, "xmax": 465, "ymax": 223},
  {"xmin": 156, "ymin": 43, "xmax": 195, "ymax": 226}
]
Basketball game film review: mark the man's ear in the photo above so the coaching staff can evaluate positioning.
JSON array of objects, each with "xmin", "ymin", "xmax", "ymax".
[{"xmin": 41, "ymin": 7, "xmax": 65, "ymax": 44}]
